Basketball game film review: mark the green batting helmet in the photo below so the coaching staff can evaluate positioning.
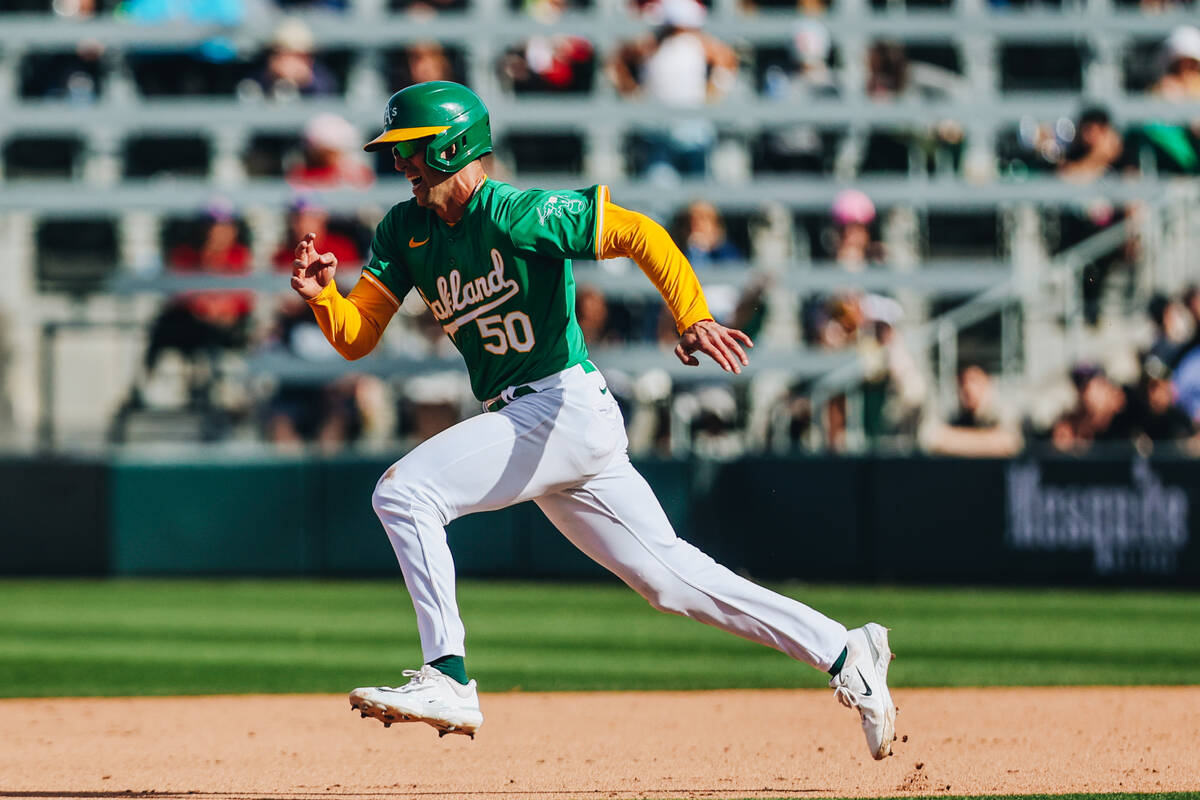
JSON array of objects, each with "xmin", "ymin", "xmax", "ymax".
[{"xmin": 363, "ymin": 81, "xmax": 492, "ymax": 173}]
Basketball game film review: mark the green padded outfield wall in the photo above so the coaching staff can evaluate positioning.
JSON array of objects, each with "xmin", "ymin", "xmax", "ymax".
[
  {"xmin": 109, "ymin": 453, "xmax": 321, "ymax": 574},
  {"xmin": 4, "ymin": 452, "xmax": 1198, "ymax": 584},
  {"xmin": 107, "ymin": 453, "xmax": 693, "ymax": 578},
  {"xmin": 0, "ymin": 456, "xmax": 108, "ymax": 574}
]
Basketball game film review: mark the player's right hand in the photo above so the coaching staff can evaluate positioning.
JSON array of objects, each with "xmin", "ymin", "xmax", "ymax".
[{"xmin": 291, "ymin": 232, "xmax": 337, "ymax": 299}]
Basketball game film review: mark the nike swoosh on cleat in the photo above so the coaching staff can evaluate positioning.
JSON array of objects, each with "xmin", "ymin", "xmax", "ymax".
[
  {"xmin": 856, "ymin": 667, "xmax": 873, "ymax": 696},
  {"xmin": 409, "ymin": 236, "xmax": 429, "ymax": 248}
]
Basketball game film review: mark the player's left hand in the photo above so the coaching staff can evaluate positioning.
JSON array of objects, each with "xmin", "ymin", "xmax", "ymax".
[{"xmin": 675, "ymin": 319, "xmax": 753, "ymax": 374}]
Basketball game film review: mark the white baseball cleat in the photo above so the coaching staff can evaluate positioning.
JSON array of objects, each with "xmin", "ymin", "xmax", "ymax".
[
  {"xmin": 349, "ymin": 665, "xmax": 483, "ymax": 739},
  {"xmin": 829, "ymin": 622, "xmax": 897, "ymax": 760}
]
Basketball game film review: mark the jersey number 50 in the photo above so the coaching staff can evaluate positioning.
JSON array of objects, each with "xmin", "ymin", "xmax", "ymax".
[{"xmin": 477, "ymin": 312, "xmax": 536, "ymax": 355}]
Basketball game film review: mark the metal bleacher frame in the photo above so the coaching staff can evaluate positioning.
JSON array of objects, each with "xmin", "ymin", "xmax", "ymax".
[{"xmin": 1, "ymin": 0, "xmax": 1197, "ymax": 449}]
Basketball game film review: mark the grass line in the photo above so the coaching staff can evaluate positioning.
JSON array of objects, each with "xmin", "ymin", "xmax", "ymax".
[{"xmin": 1, "ymin": 579, "xmax": 1199, "ymax": 697}]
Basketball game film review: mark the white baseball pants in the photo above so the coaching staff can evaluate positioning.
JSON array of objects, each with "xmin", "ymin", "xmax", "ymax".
[{"xmin": 371, "ymin": 362, "xmax": 848, "ymax": 672}]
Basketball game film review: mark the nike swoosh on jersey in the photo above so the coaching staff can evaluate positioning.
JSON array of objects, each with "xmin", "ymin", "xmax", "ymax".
[{"xmin": 409, "ymin": 236, "xmax": 430, "ymax": 248}]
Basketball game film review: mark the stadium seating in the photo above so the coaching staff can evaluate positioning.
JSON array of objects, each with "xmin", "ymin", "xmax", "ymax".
[{"xmin": 2, "ymin": 0, "xmax": 1199, "ymax": 453}]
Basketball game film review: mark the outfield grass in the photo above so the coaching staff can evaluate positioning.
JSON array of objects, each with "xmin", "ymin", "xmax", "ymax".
[{"xmin": 0, "ymin": 579, "xmax": 1198, "ymax": 697}]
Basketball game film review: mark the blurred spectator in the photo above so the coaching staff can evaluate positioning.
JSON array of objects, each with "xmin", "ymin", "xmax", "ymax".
[
  {"xmin": 609, "ymin": 0, "xmax": 738, "ymax": 178},
  {"xmin": 1057, "ymin": 107, "xmax": 1133, "ymax": 182},
  {"xmin": 18, "ymin": 43, "xmax": 105, "ymax": 102},
  {"xmin": 924, "ymin": 364, "xmax": 1022, "ymax": 457},
  {"xmin": 274, "ymin": 0, "xmax": 348, "ymax": 9},
  {"xmin": 866, "ymin": 41, "xmax": 907, "ymax": 99},
  {"xmin": 1050, "ymin": 364, "xmax": 1136, "ymax": 452},
  {"xmin": 519, "ymin": 0, "xmax": 570, "ymax": 22},
  {"xmin": 866, "ymin": 40, "xmax": 966, "ymax": 103},
  {"xmin": 1169, "ymin": 317, "xmax": 1200, "ymax": 422},
  {"xmin": 1131, "ymin": 356, "xmax": 1195, "ymax": 445},
  {"xmin": 1153, "ymin": 26, "xmax": 1200, "ymax": 101},
  {"xmin": 1147, "ymin": 292, "xmax": 1192, "ymax": 367},
  {"xmin": 266, "ymin": 200, "xmax": 358, "ymax": 348},
  {"xmin": 760, "ymin": 22, "xmax": 836, "ymax": 100},
  {"xmin": 262, "ymin": 201, "xmax": 385, "ymax": 450},
  {"xmin": 576, "ymin": 285, "xmax": 616, "ymax": 346},
  {"xmin": 740, "ymin": 0, "xmax": 828, "ymax": 16},
  {"xmin": 830, "ymin": 189, "xmax": 884, "ymax": 270},
  {"xmin": 394, "ymin": 42, "xmax": 456, "ymax": 89},
  {"xmin": 271, "ymin": 198, "xmax": 363, "ymax": 275},
  {"xmin": 501, "ymin": 36, "xmax": 595, "ymax": 94},
  {"xmin": 142, "ymin": 200, "xmax": 253, "ymax": 401},
  {"xmin": 1126, "ymin": 27, "xmax": 1200, "ymax": 174},
  {"xmin": 264, "ymin": 372, "xmax": 387, "ymax": 450},
  {"xmin": 116, "ymin": 0, "xmax": 240, "ymax": 26},
  {"xmin": 53, "ymin": 0, "xmax": 98, "ymax": 16},
  {"xmin": 752, "ymin": 126, "xmax": 841, "ymax": 175},
  {"xmin": 1174, "ymin": 284, "xmax": 1200, "ymax": 362},
  {"xmin": 1182, "ymin": 284, "xmax": 1200, "ymax": 327},
  {"xmin": 267, "ymin": 197, "xmax": 364, "ymax": 372},
  {"xmin": 286, "ymin": 113, "xmax": 375, "ymax": 189},
  {"xmin": 390, "ymin": 0, "xmax": 468, "ymax": 16},
  {"xmin": 119, "ymin": 0, "xmax": 243, "ymax": 95},
  {"xmin": 672, "ymin": 201, "xmax": 744, "ymax": 266},
  {"xmin": 858, "ymin": 316, "xmax": 925, "ymax": 444},
  {"xmin": 674, "ymin": 384, "xmax": 744, "ymax": 459},
  {"xmin": 399, "ymin": 373, "xmax": 470, "ymax": 445},
  {"xmin": 245, "ymin": 18, "xmax": 338, "ymax": 101}
]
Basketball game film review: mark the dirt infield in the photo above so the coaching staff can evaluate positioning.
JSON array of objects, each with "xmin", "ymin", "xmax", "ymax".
[{"xmin": 1, "ymin": 687, "xmax": 1197, "ymax": 799}]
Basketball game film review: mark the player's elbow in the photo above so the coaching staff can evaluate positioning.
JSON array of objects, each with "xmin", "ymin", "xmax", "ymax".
[{"xmin": 334, "ymin": 342, "xmax": 373, "ymax": 361}]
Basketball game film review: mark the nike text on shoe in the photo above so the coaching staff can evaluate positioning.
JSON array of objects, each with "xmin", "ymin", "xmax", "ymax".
[
  {"xmin": 829, "ymin": 622, "xmax": 897, "ymax": 760},
  {"xmin": 349, "ymin": 665, "xmax": 483, "ymax": 739}
]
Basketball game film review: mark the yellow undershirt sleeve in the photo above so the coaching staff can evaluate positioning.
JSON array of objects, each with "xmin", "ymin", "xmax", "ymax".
[
  {"xmin": 305, "ymin": 275, "xmax": 399, "ymax": 360},
  {"xmin": 597, "ymin": 200, "xmax": 713, "ymax": 334}
]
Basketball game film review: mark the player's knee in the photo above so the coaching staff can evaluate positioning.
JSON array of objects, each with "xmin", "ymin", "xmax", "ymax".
[
  {"xmin": 635, "ymin": 575, "xmax": 691, "ymax": 617},
  {"xmin": 372, "ymin": 465, "xmax": 446, "ymax": 524},
  {"xmin": 372, "ymin": 467, "xmax": 419, "ymax": 516}
]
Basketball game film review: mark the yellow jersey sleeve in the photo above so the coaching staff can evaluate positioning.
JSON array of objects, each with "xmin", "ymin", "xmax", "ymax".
[
  {"xmin": 597, "ymin": 200, "xmax": 713, "ymax": 334},
  {"xmin": 305, "ymin": 275, "xmax": 399, "ymax": 360}
]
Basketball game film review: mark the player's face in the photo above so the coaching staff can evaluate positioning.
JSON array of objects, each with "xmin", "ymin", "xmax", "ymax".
[{"xmin": 393, "ymin": 138, "xmax": 450, "ymax": 209}]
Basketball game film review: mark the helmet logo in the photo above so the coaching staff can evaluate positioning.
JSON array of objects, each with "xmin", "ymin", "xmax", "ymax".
[{"xmin": 385, "ymin": 104, "xmax": 399, "ymax": 126}]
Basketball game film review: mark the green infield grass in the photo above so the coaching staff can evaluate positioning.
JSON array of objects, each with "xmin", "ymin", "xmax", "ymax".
[{"xmin": 0, "ymin": 579, "xmax": 1198, "ymax": 697}]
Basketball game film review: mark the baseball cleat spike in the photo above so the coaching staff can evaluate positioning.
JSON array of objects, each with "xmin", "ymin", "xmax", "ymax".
[
  {"xmin": 383, "ymin": 722, "xmax": 391, "ymax": 728},
  {"xmin": 349, "ymin": 670, "xmax": 483, "ymax": 738}
]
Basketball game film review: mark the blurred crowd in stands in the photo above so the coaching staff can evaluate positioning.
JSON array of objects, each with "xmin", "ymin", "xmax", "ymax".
[
  {"xmin": 12, "ymin": 0, "xmax": 1200, "ymax": 183},
  {"xmin": 96, "ymin": 176, "xmax": 1200, "ymax": 460},
  {"xmin": 8, "ymin": 0, "xmax": 1200, "ymax": 456}
]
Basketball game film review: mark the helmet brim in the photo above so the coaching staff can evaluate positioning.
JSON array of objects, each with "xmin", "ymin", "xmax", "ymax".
[{"xmin": 363, "ymin": 125, "xmax": 452, "ymax": 153}]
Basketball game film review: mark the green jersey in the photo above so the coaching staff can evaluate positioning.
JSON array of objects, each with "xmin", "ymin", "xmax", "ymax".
[{"xmin": 363, "ymin": 178, "xmax": 606, "ymax": 401}]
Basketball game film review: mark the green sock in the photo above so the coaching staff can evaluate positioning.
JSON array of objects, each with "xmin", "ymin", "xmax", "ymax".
[
  {"xmin": 429, "ymin": 654, "xmax": 469, "ymax": 685},
  {"xmin": 828, "ymin": 646, "xmax": 848, "ymax": 677}
]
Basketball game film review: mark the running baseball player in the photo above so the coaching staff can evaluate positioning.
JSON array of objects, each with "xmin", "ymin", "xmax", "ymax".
[{"xmin": 290, "ymin": 81, "xmax": 897, "ymax": 759}]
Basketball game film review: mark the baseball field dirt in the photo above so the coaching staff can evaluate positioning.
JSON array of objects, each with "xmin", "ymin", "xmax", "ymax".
[{"xmin": 1, "ymin": 686, "xmax": 1197, "ymax": 800}]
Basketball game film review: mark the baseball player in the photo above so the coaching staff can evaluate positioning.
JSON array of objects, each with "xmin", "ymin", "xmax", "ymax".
[{"xmin": 290, "ymin": 81, "xmax": 896, "ymax": 759}]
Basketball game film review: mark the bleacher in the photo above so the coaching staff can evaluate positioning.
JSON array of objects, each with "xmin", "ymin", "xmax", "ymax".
[{"xmin": 2, "ymin": 0, "xmax": 1199, "ymax": 453}]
